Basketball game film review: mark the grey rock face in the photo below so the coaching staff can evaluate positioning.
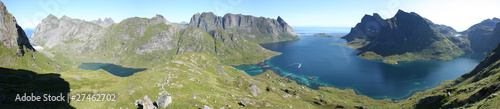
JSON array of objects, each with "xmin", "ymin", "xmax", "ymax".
[
  {"xmin": 467, "ymin": 22, "xmax": 500, "ymax": 53},
  {"xmin": 31, "ymin": 15, "xmax": 180, "ymax": 67},
  {"xmin": 155, "ymin": 14, "xmax": 170, "ymax": 24},
  {"xmin": 0, "ymin": 2, "xmax": 34, "ymax": 56},
  {"xmin": 155, "ymin": 94, "xmax": 172, "ymax": 108},
  {"xmin": 138, "ymin": 95, "xmax": 156, "ymax": 109},
  {"xmin": 189, "ymin": 12, "xmax": 299, "ymax": 43}
]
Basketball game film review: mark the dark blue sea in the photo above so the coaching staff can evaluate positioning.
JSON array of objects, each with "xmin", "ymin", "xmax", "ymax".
[{"xmin": 235, "ymin": 27, "xmax": 486, "ymax": 99}]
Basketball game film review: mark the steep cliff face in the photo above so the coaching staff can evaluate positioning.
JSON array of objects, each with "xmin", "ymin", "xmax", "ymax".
[
  {"xmin": 32, "ymin": 15, "xmax": 277, "ymax": 67},
  {"xmin": 0, "ymin": 1, "xmax": 60, "ymax": 71},
  {"xmin": 467, "ymin": 22, "xmax": 500, "ymax": 53},
  {"xmin": 342, "ymin": 10, "xmax": 463, "ymax": 64},
  {"xmin": 0, "ymin": 2, "xmax": 34, "ymax": 56},
  {"xmin": 189, "ymin": 12, "xmax": 300, "ymax": 43}
]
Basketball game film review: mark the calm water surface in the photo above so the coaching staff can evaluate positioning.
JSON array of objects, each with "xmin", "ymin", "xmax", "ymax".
[
  {"xmin": 77, "ymin": 63, "xmax": 147, "ymax": 77},
  {"xmin": 235, "ymin": 28, "xmax": 486, "ymax": 99}
]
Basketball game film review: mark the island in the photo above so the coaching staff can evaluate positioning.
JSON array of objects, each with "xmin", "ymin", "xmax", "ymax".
[{"xmin": 313, "ymin": 33, "xmax": 345, "ymax": 37}]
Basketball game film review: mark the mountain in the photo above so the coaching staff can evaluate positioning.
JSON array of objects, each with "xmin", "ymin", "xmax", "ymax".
[
  {"xmin": 188, "ymin": 12, "xmax": 300, "ymax": 43},
  {"xmin": 461, "ymin": 17, "xmax": 500, "ymax": 34},
  {"xmin": 342, "ymin": 10, "xmax": 464, "ymax": 64},
  {"xmin": 424, "ymin": 18, "xmax": 458, "ymax": 36},
  {"xmin": 32, "ymin": 14, "xmax": 278, "ymax": 67},
  {"xmin": 0, "ymin": 2, "xmax": 34, "ymax": 56},
  {"xmin": 90, "ymin": 17, "xmax": 115, "ymax": 27},
  {"xmin": 0, "ymin": 1, "xmax": 60, "ymax": 71},
  {"xmin": 467, "ymin": 22, "xmax": 500, "ymax": 53}
]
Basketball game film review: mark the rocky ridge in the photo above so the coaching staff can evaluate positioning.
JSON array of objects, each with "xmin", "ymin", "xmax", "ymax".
[
  {"xmin": 462, "ymin": 17, "xmax": 500, "ymax": 34},
  {"xmin": 189, "ymin": 12, "xmax": 300, "ymax": 43},
  {"xmin": 467, "ymin": 21, "xmax": 500, "ymax": 53},
  {"xmin": 342, "ymin": 9, "xmax": 464, "ymax": 64},
  {"xmin": 32, "ymin": 14, "xmax": 278, "ymax": 67},
  {"xmin": 0, "ymin": 1, "xmax": 60, "ymax": 71},
  {"xmin": 0, "ymin": 2, "xmax": 34, "ymax": 56}
]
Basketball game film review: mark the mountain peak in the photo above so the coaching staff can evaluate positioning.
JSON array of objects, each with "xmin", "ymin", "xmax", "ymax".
[
  {"xmin": 201, "ymin": 12, "xmax": 215, "ymax": 16},
  {"xmin": 46, "ymin": 14, "xmax": 58, "ymax": 19},
  {"xmin": 155, "ymin": 14, "xmax": 164, "ymax": 19}
]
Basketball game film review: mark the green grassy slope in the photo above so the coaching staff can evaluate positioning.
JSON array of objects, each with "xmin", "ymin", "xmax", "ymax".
[
  {"xmin": 33, "ymin": 16, "xmax": 278, "ymax": 68},
  {"xmin": 397, "ymin": 43, "xmax": 500, "ymax": 108},
  {"xmin": 59, "ymin": 52, "xmax": 393, "ymax": 108}
]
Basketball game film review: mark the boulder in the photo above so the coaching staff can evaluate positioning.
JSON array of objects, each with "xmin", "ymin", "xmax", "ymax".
[
  {"xmin": 203, "ymin": 105, "xmax": 212, "ymax": 109},
  {"xmin": 138, "ymin": 95, "xmax": 156, "ymax": 109},
  {"xmin": 155, "ymin": 94, "xmax": 172, "ymax": 108}
]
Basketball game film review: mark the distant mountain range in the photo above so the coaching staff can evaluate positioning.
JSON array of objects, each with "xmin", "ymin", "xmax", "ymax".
[
  {"xmin": 31, "ymin": 13, "xmax": 286, "ymax": 67},
  {"xmin": 90, "ymin": 17, "xmax": 115, "ymax": 27}
]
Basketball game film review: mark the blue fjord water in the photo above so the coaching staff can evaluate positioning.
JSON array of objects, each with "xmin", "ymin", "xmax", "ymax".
[
  {"xmin": 77, "ymin": 63, "xmax": 147, "ymax": 77},
  {"xmin": 235, "ymin": 28, "xmax": 486, "ymax": 99}
]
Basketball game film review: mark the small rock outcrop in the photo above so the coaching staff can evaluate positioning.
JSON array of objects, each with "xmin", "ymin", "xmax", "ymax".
[
  {"xmin": 203, "ymin": 105, "xmax": 212, "ymax": 109},
  {"xmin": 155, "ymin": 94, "xmax": 172, "ymax": 108},
  {"xmin": 248, "ymin": 83, "xmax": 263, "ymax": 96},
  {"xmin": 138, "ymin": 95, "xmax": 156, "ymax": 109}
]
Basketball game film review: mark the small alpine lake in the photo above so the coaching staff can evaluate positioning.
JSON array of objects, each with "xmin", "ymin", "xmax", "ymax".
[
  {"xmin": 77, "ymin": 63, "xmax": 147, "ymax": 77},
  {"xmin": 235, "ymin": 28, "xmax": 487, "ymax": 99}
]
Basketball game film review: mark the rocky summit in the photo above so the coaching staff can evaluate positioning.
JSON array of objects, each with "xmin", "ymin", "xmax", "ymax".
[
  {"xmin": 342, "ymin": 9, "xmax": 464, "ymax": 64},
  {"xmin": 0, "ymin": 2, "xmax": 34, "ymax": 56},
  {"xmin": 0, "ymin": 1, "xmax": 60, "ymax": 71},
  {"xmin": 189, "ymin": 12, "xmax": 300, "ymax": 43}
]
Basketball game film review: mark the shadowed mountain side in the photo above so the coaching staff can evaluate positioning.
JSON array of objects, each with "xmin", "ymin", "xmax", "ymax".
[
  {"xmin": 342, "ymin": 9, "xmax": 464, "ymax": 64},
  {"xmin": 0, "ymin": 67, "xmax": 73, "ymax": 108}
]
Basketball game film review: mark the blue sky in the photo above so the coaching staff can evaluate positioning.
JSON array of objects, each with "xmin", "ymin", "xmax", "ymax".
[{"xmin": 3, "ymin": 0, "xmax": 500, "ymax": 31}]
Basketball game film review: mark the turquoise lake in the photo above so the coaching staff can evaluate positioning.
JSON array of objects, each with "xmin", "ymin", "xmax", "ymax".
[
  {"xmin": 235, "ymin": 28, "xmax": 487, "ymax": 99},
  {"xmin": 77, "ymin": 63, "xmax": 147, "ymax": 77}
]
